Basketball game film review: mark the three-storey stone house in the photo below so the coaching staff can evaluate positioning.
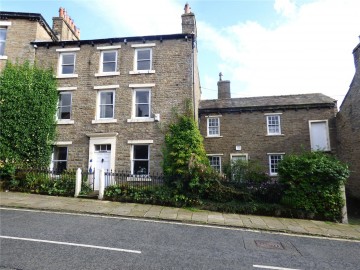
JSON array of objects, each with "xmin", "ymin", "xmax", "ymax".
[{"xmin": 0, "ymin": 5, "xmax": 200, "ymax": 188}]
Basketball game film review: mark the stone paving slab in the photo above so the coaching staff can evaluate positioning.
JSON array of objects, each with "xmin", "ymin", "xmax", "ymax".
[{"xmin": 1, "ymin": 192, "xmax": 359, "ymax": 241}]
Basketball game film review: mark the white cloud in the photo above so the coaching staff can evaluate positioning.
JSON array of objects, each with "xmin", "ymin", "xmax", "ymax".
[
  {"xmin": 274, "ymin": 0, "xmax": 297, "ymax": 17},
  {"xmin": 85, "ymin": 0, "xmax": 183, "ymax": 36},
  {"xmin": 198, "ymin": 0, "xmax": 360, "ymax": 106}
]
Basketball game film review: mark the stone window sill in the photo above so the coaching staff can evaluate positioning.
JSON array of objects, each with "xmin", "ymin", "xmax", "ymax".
[
  {"xmin": 92, "ymin": 119, "xmax": 118, "ymax": 124},
  {"xmin": 56, "ymin": 74, "xmax": 78, "ymax": 79},
  {"xmin": 95, "ymin": 72, "xmax": 120, "ymax": 77},
  {"xmin": 57, "ymin": 120, "xmax": 75, "ymax": 125},
  {"xmin": 127, "ymin": 118, "xmax": 155, "ymax": 123},
  {"xmin": 129, "ymin": 70, "xmax": 155, "ymax": 75}
]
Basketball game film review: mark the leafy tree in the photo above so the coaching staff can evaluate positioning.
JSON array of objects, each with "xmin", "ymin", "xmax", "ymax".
[
  {"xmin": 162, "ymin": 102, "xmax": 214, "ymax": 198},
  {"xmin": 0, "ymin": 61, "xmax": 58, "ymax": 172},
  {"xmin": 278, "ymin": 151, "xmax": 349, "ymax": 221}
]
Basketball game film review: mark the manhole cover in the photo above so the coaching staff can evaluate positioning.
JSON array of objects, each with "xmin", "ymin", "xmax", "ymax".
[{"xmin": 254, "ymin": 240, "xmax": 285, "ymax": 250}]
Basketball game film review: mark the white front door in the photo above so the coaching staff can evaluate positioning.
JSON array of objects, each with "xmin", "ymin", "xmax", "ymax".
[{"xmin": 94, "ymin": 145, "xmax": 111, "ymax": 190}]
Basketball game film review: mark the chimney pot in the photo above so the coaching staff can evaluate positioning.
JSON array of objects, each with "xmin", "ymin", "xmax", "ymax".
[
  {"xmin": 217, "ymin": 73, "xmax": 231, "ymax": 99},
  {"xmin": 59, "ymin": 7, "xmax": 64, "ymax": 18},
  {"xmin": 184, "ymin": 3, "xmax": 191, "ymax": 14}
]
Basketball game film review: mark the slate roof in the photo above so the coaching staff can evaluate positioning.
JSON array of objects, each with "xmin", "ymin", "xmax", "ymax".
[{"xmin": 199, "ymin": 93, "xmax": 337, "ymax": 114}]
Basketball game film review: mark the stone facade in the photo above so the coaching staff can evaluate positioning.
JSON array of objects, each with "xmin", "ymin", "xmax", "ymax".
[
  {"xmin": 0, "ymin": 7, "xmax": 199, "ymax": 178},
  {"xmin": 199, "ymin": 89, "xmax": 338, "ymax": 177},
  {"xmin": 336, "ymin": 41, "xmax": 360, "ymax": 199}
]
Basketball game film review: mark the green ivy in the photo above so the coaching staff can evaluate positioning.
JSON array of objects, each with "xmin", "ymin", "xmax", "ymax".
[
  {"xmin": 0, "ymin": 61, "xmax": 58, "ymax": 171},
  {"xmin": 278, "ymin": 151, "xmax": 349, "ymax": 221}
]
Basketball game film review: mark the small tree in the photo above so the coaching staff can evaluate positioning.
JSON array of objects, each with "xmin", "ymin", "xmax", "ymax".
[
  {"xmin": 278, "ymin": 151, "xmax": 349, "ymax": 221},
  {"xmin": 162, "ymin": 102, "xmax": 213, "ymax": 198},
  {"xmin": 0, "ymin": 61, "xmax": 58, "ymax": 173}
]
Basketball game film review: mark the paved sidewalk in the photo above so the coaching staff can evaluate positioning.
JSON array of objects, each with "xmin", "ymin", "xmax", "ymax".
[{"xmin": 1, "ymin": 191, "xmax": 360, "ymax": 241}]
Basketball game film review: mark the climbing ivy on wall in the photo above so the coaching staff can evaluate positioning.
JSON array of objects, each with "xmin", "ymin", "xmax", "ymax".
[
  {"xmin": 162, "ymin": 101, "xmax": 214, "ymax": 198},
  {"xmin": 0, "ymin": 61, "xmax": 58, "ymax": 169}
]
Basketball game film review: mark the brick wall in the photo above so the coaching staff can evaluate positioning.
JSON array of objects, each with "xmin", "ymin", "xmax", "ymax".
[{"xmin": 199, "ymin": 107, "xmax": 337, "ymax": 175}]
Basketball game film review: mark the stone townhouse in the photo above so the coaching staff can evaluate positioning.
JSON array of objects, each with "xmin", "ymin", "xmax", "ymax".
[
  {"xmin": 0, "ymin": 4, "xmax": 200, "ymax": 188},
  {"xmin": 337, "ymin": 39, "xmax": 360, "ymax": 199},
  {"xmin": 199, "ymin": 77, "xmax": 338, "ymax": 178}
]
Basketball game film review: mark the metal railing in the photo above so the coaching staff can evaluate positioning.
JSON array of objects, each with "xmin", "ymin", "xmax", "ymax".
[{"xmin": 104, "ymin": 170, "xmax": 164, "ymax": 189}]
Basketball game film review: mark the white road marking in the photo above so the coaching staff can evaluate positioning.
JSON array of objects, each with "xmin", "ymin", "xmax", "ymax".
[
  {"xmin": 253, "ymin": 265, "xmax": 301, "ymax": 270},
  {"xmin": 0, "ymin": 235, "xmax": 141, "ymax": 254}
]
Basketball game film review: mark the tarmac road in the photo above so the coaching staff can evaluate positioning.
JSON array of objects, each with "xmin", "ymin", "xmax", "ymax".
[{"xmin": 1, "ymin": 208, "xmax": 359, "ymax": 270}]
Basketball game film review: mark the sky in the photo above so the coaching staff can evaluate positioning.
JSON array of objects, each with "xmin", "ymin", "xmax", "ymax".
[{"xmin": 2, "ymin": 0, "xmax": 360, "ymax": 106}]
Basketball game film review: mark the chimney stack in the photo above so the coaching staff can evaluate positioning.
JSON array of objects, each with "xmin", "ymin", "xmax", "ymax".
[
  {"xmin": 52, "ymin": 7, "xmax": 80, "ymax": 41},
  {"xmin": 181, "ymin": 3, "xmax": 197, "ymax": 37},
  {"xmin": 217, "ymin": 72, "xmax": 231, "ymax": 99}
]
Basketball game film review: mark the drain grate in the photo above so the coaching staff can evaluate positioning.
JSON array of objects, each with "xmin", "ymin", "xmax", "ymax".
[{"xmin": 254, "ymin": 240, "xmax": 285, "ymax": 250}]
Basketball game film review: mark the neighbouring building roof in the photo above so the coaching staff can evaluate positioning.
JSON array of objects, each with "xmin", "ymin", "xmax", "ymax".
[
  {"xmin": 199, "ymin": 93, "xmax": 337, "ymax": 114},
  {"xmin": 0, "ymin": 11, "xmax": 58, "ymax": 41}
]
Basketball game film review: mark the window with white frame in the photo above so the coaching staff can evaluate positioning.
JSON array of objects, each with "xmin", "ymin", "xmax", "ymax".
[
  {"xmin": 101, "ymin": 50, "xmax": 117, "ymax": 73},
  {"xmin": 51, "ymin": 146, "xmax": 68, "ymax": 173},
  {"xmin": 57, "ymin": 92, "xmax": 72, "ymax": 120},
  {"xmin": 98, "ymin": 91, "xmax": 115, "ymax": 119},
  {"xmin": 266, "ymin": 114, "xmax": 281, "ymax": 135},
  {"xmin": 207, "ymin": 117, "xmax": 220, "ymax": 136},
  {"xmin": 135, "ymin": 48, "xmax": 152, "ymax": 71},
  {"xmin": 59, "ymin": 52, "xmax": 76, "ymax": 75},
  {"xmin": 134, "ymin": 89, "xmax": 150, "ymax": 118},
  {"xmin": 309, "ymin": 120, "xmax": 330, "ymax": 151},
  {"xmin": 0, "ymin": 27, "xmax": 7, "ymax": 56},
  {"xmin": 132, "ymin": 145, "xmax": 149, "ymax": 175},
  {"xmin": 268, "ymin": 154, "xmax": 284, "ymax": 176},
  {"xmin": 208, "ymin": 156, "xmax": 221, "ymax": 172},
  {"xmin": 231, "ymin": 154, "xmax": 248, "ymax": 163}
]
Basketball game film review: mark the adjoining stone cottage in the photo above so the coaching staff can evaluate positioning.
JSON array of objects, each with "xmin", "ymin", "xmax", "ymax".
[{"xmin": 199, "ymin": 76, "xmax": 338, "ymax": 178}]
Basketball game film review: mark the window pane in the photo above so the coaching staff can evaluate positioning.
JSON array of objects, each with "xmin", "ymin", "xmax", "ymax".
[
  {"xmin": 62, "ymin": 54, "xmax": 74, "ymax": 65},
  {"xmin": 59, "ymin": 93, "xmax": 71, "ymax": 106},
  {"xmin": 103, "ymin": 51, "xmax": 116, "ymax": 62},
  {"xmin": 137, "ymin": 60, "xmax": 150, "ymax": 70},
  {"xmin": 100, "ymin": 92, "xmax": 113, "ymax": 104},
  {"xmin": 209, "ymin": 156, "xmax": 221, "ymax": 172},
  {"xmin": 0, "ymin": 28, "xmax": 6, "ymax": 56},
  {"xmin": 100, "ymin": 105, "xmax": 113, "ymax": 118},
  {"xmin": 133, "ymin": 161, "xmax": 148, "ymax": 175},
  {"xmin": 136, "ymin": 104, "xmax": 149, "ymax": 117},
  {"xmin": 0, "ymin": 29, "xmax": 6, "ymax": 40},
  {"xmin": 136, "ymin": 91, "xmax": 149, "ymax": 103},
  {"xmin": 54, "ymin": 147, "xmax": 67, "ymax": 160},
  {"xmin": 134, "ymin": 145, "xmax": 148, "ymax": 159},
  {"xmin": 53, "ymin": 161, "xmax": 67, "ymax": 173},
  {"xmin": 0, "ymin": 42, "xmax": 5, "ymax": 55},
  {"xmin": 62, "ymin": 65, "xmax": 74, "ymax": 74},
  {"xmin": 137, "ymin": 50, "xmax": 150, "ymax": 60},
  {"xmin": 59, "ymin": 107, "xmax": 71, "ymax": 119},
  {"xmin": 103, "ymin": 62, "xmax": 116, "ymax": 72}
]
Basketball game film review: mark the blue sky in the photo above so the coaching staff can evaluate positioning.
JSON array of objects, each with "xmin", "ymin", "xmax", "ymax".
[{"xmin": 2, "ymin": 0, "xmax": 359, "ymax": 106}]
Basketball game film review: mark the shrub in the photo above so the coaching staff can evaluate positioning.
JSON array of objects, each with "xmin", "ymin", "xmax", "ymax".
[
  {"xmin": 162, "ymin": 101, "xmax": 216, "ymax": 199},
  {"xmin": 8, "ymin": 170, "xmax": 91, "ymax": 196},
  {"xmin": 223, "ymin": 159, "xmax": 269, "ymax": 183},
  {"xmin": 278, "ymin": 151, "xmax": 349, "ymax": 221}
]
